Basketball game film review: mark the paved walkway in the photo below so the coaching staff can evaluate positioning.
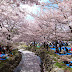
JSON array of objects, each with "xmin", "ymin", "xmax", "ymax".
[{"xmin": 14, "ymin": 49, "xmax": 41, "ymax": 72}]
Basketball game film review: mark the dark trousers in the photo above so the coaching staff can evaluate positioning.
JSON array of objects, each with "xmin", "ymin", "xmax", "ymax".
[
  {"xmin": 60, "ymin": 46, "xmax": 61, "ymax": 52},
  {"xmin": 44, "ymin": 42, "xmax": 45, "ymax": 48},
  {"xmin": 55, "ymin": 44, "xmax": 57, "ymax": 47},
  {"xmin": 2, "ymin": 50, "xmax": 5, "ymax": 54},
  {"xmin": 47, "ymin": 47, "xmax": 48, "ymax": 51}
]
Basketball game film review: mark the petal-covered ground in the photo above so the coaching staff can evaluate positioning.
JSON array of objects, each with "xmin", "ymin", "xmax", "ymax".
[{"xmin": 14, "ymin": 49, "xmax": 41, "ymax": 72}]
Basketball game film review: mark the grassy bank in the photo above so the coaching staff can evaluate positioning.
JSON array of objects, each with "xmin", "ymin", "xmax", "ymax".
[
  {"xmin": 0, "ymin": 49, "xmax": 20, "ymax": 68},
  {"xmin": 25, "ymin": 45, "xmax": 72, "ymax": 72}
]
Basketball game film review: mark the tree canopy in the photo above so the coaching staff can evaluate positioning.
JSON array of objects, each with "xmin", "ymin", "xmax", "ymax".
[{"xmin": 0, "ymin": 0, "xmax": 72, "ymax": 44}]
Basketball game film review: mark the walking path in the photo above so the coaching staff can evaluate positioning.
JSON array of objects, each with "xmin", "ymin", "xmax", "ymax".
[{"xmin": 14, "ymin": 49, "xmax": 41, "ymax": 72}]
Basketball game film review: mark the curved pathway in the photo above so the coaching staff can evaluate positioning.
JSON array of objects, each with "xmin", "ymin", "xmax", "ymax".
[{"xmin": 14, "ymin": 49, "xmax": 41, "ymax": 72}]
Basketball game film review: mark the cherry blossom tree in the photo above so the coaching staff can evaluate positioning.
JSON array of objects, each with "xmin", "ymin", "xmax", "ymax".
[{"xmin": 0, "ymin": 0, "xmax": 72, "ymax": 45}]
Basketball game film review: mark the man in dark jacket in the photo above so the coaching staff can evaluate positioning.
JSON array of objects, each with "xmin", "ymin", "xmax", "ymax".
[
  {"xmin": 59, "ymin": 41, "xmax": 62, "ymax": 52},
  {"xmin": 0, "ymin": 45, "xmax": 2, "ymax": 54},
  {"xmin": 55, "ymin": 40, "xmax": 58, "ymax": 47},
  {"xmin": 46, "ymin": 44, "xmax": 48, "ymax": 51},
  {"xmin": 44, "ymin": 42, "xmax": 46, "ymax": 48},
  {"xmin": 65, "ymin": 47, "xmax": 68, "ymax": 52},
  {"xmin": 65, "ymin": 42, "xmax": 68, "ymax": 46}
]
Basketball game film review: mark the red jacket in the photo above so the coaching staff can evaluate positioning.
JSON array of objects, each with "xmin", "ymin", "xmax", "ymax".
[{"xmin": 71, "ymin": 48, "xmax": 72, "ymax": 51}]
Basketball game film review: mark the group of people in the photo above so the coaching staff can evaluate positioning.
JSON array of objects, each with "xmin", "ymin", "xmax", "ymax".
[
  {"xmin": 55, "ymin": 47, "xmax": 69, "ymax": 54},
  {"xmin": 47, "ymin": 40, "xmax": 70, "ymax": 53},
  {"xmin": 49, "ymin": 40, "xmax": 68, "ymax": 47},
  {"xmin": 0, "ymin": 45, "xmax": 12, "ymax": 55},
  {"xmin": 45, "ymin": 40, "xmax": 72, "ymax": 53},
  {"xmin": 63, "ymin": 61, "xmax": 72, "ymax": 66},
  {"xmin": 43, "ymin": 40, "xmax": 69, "ymax": 51},
  {"xmin": 29, "ymin": 40, "xmax": 72, "ymax": 53}
]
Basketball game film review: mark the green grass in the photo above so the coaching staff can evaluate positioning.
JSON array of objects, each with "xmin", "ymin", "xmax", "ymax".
[
  {"xmin": 0, "ymin": 49, "xmax": 19, "ymax": 68},
  {"xmin": 0, "ymin": 59, "xmax": 9, "ymax": 67},
  {"xmin": 0, "ymin": 61, "xmax": 5, "ymax": 67},
  {"xmin": 26, "ymin": 45, "xmax": 72, "ymax": 71},
  {"xmin": 55, "ymin": 62, "xmax": 67, "ymax": 68},
  {"xmin": 58, "ymin": 57, "xmax": 60, "ymax": 59},
  {"xmin": 54, "ymin": 58, "xmax": 57, "ymax": 61},
  {"xmin": 12, "ymin": 49, "xmax": 18, "ymax": 55},
  {"xmin": 55, "ymin": 62, "xmax": 63, "ymax": 68}
]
